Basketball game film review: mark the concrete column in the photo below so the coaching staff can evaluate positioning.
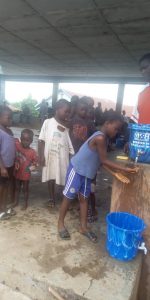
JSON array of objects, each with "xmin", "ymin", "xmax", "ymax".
[
  {"xmin": 52, "ymin": 82, "xmax": 59, "ymax": 108},
  {"xmin": 116, "ymin": 83, "xmax": 125, "ymax": 113},
  {"xmin": 0, "ymin": 76, "xmax": 5, "ymax": 104}
]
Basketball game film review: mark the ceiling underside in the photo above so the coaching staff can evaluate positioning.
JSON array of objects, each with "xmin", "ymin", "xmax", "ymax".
[{"xmin": 0, "ymin": 0, "xmax": 150, "ymax": 78}]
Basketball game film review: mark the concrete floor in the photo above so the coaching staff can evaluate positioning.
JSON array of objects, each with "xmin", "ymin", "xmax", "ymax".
[
  {"xmin": 0, "ymin": 127, "xmax": 142, "ymax": 300},
  {"xmin": 0, "ymin": 175, "xmax": 142, "ymax": 300}
]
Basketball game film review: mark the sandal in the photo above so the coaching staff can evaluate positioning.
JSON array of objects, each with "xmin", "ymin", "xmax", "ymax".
[
  {"xmin": 7, "ymin": 208, "xmax": 16, "ymax": 216},
  {"xmin": 0, "ymin": 212, "xmax": 10, "ymax": 220},
  {"xmin": 81, "ymin": 231, "xmax": 97, "ymax": 243},
  {"xmin": 47, "ymin": 199, "xmax": 55, "ymax": 208},
  {"xmin": 59, "ymin": 228, "xmax": 71, "ymax": 240}
]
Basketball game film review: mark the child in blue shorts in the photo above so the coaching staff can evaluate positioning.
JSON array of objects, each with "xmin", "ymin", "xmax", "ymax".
[{"xmin": 58, "ymin": 111, "xmax": 137, "ymax": 243}]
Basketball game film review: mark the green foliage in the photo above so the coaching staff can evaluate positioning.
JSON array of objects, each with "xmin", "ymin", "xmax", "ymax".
[{"xmin": 13, "ymin": 94, "xmax": 38, "ymax": 117}]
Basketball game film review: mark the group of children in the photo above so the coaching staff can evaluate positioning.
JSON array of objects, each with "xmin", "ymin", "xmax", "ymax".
[
  {"xmin": 0, "ymin": 105, "xmax": 38, "ymax": 219},
  {"xmin": 0, "ymin": 99, "xmax": 137, "ymax": 243}
]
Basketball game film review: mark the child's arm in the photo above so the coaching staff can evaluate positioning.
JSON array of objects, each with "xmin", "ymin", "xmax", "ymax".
[
  {"xmin": 38, "ymin": 120, "xmax": 47, "ymax": 167},
  {"xmin": 96, "ymin": 136, "xmax": 137, "ymax": 173},
  {"xmin": 0, "ymin": 155, "xmax": 8, "ymax": 177},
  {"xmin": 38, "ymin": 140, "xmax": 45, "ymax": 167},
  {"xmin": 0, "ymin": 134, "xmax": 8, "ymax": 177}
]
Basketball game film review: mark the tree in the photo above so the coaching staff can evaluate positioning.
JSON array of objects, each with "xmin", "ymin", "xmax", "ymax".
[{"xmin": 21, "ymin": 94, "xmax": 38, "ymax": 117}]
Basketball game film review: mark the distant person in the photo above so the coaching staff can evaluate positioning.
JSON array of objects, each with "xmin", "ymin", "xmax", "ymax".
[
  {"xmin": 48, "ymin": 107, "xmax": 54, "ymax": 119},
  {"xmin": 21, "ymin": 105, "xmax": 31, "ymax": 124},
  {"xmin": 38, "ymin": 99, "xmax": 74, "ymax": 208},
  {"xmin": 70, "ymin": 95, "xmax": 79, "ymax": 118},
  {"xmin": 0, "ymin": 106, "xmax": 15, "ymax": 220},
  {"xmin": 131, "ymin": 53, "xmax": 150, "ymax": 124},
  {"xmin": 14, "ymin": 129, "xmax": 38, "ymax": 210},
  {"xmin": 58, "ymin": 111, "xmax": 137, "ymax": 242},
  {"xmin": 124, "ymin": 53, "xmax": 150, "ymax": 153},
  {"xmin": 122, "ymin": 110, "xmax": 128, "ymax": 123},
  {"xmin": 39, "ymin": 99, "xmax": 48, "ymax": 126},
  {"xmin": 81, "ymin": 96, "xmax": 95, "ymax": 121},
  {"xmin": 95, "ymin": 102, "xmax": 103, "ymax": 126}
]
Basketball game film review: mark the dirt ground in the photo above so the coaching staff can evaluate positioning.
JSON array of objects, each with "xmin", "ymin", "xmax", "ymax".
[{"xmin": 0, "ymin": 128, "xmax": 141, "ymax": 300}]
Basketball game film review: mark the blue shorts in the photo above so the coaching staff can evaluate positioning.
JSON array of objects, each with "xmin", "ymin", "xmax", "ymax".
[{"xmin": 63, "ymin": 163, "xmax": 91, "ymax": 200}]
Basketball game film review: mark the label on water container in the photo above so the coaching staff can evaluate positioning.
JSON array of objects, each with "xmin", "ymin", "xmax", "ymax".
[{"xmin": 129, "ymin": 124, "xmax": 150, "ymax": 163}]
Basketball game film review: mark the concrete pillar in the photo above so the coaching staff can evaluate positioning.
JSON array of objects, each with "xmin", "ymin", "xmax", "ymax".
[
  {"xmin": 52, "ymin": 82, "xmax": 59, "ymax": 108},
  {"xmin": 116, "ymin": 83, "xmax": 125, "ymax": 113},
  {"xmin": 0, "ymin": 76, "xmax": 5, "ymax": 104}
]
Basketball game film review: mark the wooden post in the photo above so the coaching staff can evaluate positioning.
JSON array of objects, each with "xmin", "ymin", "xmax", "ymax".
[
  {"xmin": 116, "ymin": 83, "xmax": 125, "ymax": 113},
  {"xmin": 111, "ymin": 163, "xmax": 150, "ymax": 300},
  {"xmin": 52, "ymin": 82, "xmax": 59, "ymax": 108}
]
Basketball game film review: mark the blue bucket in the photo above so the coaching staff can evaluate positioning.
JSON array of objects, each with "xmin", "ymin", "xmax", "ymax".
[
  {"xmin": 129, "ymin": 124, "xmax": 150, "ymax": 163},
  {"xmin": 106, "ymin": 212, "xmax": 146, "ymax": 261}
]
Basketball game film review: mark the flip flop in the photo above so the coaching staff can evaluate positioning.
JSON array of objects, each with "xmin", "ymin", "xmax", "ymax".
[
  {"xmin": 0, "ymin": 212, "xmax": 10, "ymax": 220},
  {"xmin": 7, "ymin": 208, "xmax": 16, "ymax": 216},
  {"xmin": 47, "ymin": 199, "xmax": 55, "ymax": 208},
  {"xmin": 81, "ymin": 231, "xmax": 97, "ymax": 243},
  {"xmin": 59, "ymin": 228, "xmax": 71, "ymax": 240}
]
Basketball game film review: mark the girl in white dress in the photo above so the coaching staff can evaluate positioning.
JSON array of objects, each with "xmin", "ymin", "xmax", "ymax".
[{"xmin": 38, "ymin": 99, "xmax": 74, "ymax": 207}]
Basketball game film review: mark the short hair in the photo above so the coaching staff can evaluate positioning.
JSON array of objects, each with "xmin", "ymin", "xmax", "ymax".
[
  {"xmin": 71, "ymin": 95, "xmax": 79, "ymax": 104},
  {"xmin": 55, "ymin": 99, "xmax": 70, "ymax": 110},
  {"xmin": 21, "ymin": 128, "xmax": 34, "ymax": 139},
  {"xmin": 77, "ymin": 99, "xmax": 88, "ymax": 108},
  {"xmin": 102, "ymin": 110, "xmax": 123, "ymax": 124},
  {"xmin": 139, "ymin": 53, "xmax": 150, "ymax": 64},
  {"xmin": 0, "ymin": 105, "xmax": 12, "ymax": 117}
]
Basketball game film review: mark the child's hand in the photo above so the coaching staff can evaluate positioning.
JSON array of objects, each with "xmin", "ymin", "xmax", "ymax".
[
  {"xmin": 15, "ymin": 162, "xmax": 20, "ymax": 170},
  {"xmin": 0, "ymin": 167, "xmax": 9, "ymax": 178},
  {"xmin": 124, "ymin": 167, "xmax": 139, "ymax": 174}
]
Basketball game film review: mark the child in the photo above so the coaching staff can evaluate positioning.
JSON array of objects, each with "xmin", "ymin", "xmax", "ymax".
[
  {"xmin": 58, "ymin": 111, "xmax": 137, "ymax": 242},
  {"xmin": 0, "ymin": 105, "xmax": 15, "ymax": 220},
  {"xmin": 70, "ymin": 99, "xmax": 96, "ymax": 222},
  {"xmin": 70, "ymin": 100, "xmax": 95, "ymax": 153},
  {"xmin": 38, "ymin": 99, "xmax": 74, "ymax": 208},
  {"xmin": 14, "ymin": 129, "xmax": 38, "ymax": 210}
]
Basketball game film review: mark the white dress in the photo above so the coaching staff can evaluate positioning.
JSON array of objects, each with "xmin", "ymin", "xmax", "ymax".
[{"xmin": 39, "ymin": 118, "xmax": 74, "ymax": 185}]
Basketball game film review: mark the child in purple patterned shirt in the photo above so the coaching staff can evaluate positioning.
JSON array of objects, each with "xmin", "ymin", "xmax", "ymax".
[{"xmin": 0, "ymin": 105, "xmax": 15, "ymax": 220}]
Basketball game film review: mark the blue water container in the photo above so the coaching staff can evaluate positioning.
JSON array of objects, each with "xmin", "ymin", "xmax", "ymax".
[
  {"xmin": 106, "ymin": 212, "xmax": 146, "ymax": 261},
  {"xmin": 129, "ymin": 124, "xmax": 150, "ymax": 163}
]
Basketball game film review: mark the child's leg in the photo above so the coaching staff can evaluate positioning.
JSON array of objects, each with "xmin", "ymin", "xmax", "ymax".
[
  {"xmin": 78, "ymin": 193, "xmax": 88, "ymax": 232},
  {"xmin": 79, "ymin": 193, "xmax": 97, "ymax": 242},
  {"xmin": 22, "ymin": 181, "xmax": 29, "ymax": 210},
  {"xmin": 58, "ymin": 196, "xmax": 70, "ymax": 231},
  {"xmin": 0, "ymin": 179, "xmax": 10, "ymax": 219},
  {"xmin": 47, "ymin": 180, "xmax": 55, "ymax": 207},
  {"xmin": 0, "ymin": 184, "xmax": 8, "ymax": 212},
  {"xmin": 14, "ymin": 179, "xmax": 22, "ymax": 206}
]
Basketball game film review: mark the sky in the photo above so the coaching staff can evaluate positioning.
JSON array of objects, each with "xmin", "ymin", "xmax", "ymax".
[{"xmin": 5, "ymin": 81, "xmax": 145, "ymax": 106}]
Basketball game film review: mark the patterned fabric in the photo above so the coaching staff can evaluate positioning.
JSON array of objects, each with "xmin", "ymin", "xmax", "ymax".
[{"xmin": 14, "ymin": 139, "xmax": 38, "ymax": 181}]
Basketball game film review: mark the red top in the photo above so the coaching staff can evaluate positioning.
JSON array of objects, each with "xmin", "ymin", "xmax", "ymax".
[
  {"xmin": 138, "ymin": 86, "xmax": 150, "ymax": 124},
  {"xmin": 14, "ymin": 139, "xmax": 38, "ymax": 181}
]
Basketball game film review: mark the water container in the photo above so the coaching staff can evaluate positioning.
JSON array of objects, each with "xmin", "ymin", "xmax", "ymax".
[
  {"xmin": 129, "ymin": 124, "xmax": 150, "ymax": 163},
  {"xmin": 106, "ymin": 212, "xmax": 146, "ymax": 261}
]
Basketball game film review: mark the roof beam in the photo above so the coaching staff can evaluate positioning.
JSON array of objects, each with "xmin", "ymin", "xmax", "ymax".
[{"xmin": 2, "ymin": 74, "xmax": 146, "ymax": 84}]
